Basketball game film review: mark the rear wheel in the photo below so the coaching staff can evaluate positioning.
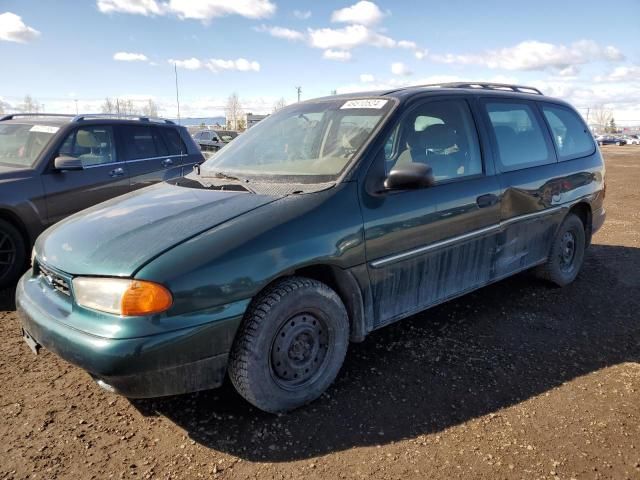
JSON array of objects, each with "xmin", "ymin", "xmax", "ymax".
[
  {"xmin": 535, "ymin": 213, "xmax": 585, "ymax": 287},
  {"xmin": 0, "ymin": 219, "xmax": 26, "ymax": 290},
  {"xmin": 229, "ymin": 276, "xmax": 349, "ymax": 413}
]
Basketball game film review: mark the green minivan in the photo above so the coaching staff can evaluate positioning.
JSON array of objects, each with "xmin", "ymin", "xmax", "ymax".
[{"xmin": 17, "ymin": 83, "xmax": 606, "ymax": 413}]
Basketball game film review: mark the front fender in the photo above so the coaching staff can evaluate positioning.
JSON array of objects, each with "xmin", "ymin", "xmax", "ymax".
[{"xmin": 135, "ymin": 182, "xmax": 366, "ymax": 317}]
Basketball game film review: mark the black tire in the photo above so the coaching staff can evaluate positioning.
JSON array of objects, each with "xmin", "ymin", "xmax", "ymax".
[
  {"xmin": 535, "ymin": 213, "xmax": 586, "ymax": 287},
  {"xmin": 228, "ymin": 276, "xmax": 349, "ymax": 413},
  {"xmin": 0, "ymin": 219, "xmax": 26, "ymax": 290}
]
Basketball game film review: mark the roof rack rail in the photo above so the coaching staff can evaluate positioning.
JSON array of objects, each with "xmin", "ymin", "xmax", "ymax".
[
  {"xmin": 71, "ymin": 114, "xmax": 176, "ymax": 124},
  {"xmin": 0, "ymin": 113, "xmax": 76, "ymax": 121},
  {"xmin": 422, "ymin": 82, "xmax": 543, "ymax": 95}
]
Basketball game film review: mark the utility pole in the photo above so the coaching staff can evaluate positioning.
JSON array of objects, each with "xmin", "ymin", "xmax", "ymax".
[
  {"xmin": 295, "ymin": 86, "xmax": 302, "ymax": 102},
  {"xmin": 74, "ymin": 99, "xmax": 79, "ymax": 115},
  {"xmin": 174, "ymin": 63, "xmax": 181, "ymax": 125}
]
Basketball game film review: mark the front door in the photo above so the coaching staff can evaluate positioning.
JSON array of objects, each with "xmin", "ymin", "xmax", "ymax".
[
  {"xmin": 42, "ymin": 124, "xmax": 129, "ymax": 225},
  {"xmin": 361, "ymin": 97, "xmax": 501, "ymax": 328}
]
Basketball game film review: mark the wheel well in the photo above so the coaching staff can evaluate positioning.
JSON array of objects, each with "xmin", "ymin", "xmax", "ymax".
[
  {"xmin": 0, "ymin": 210, "xmax": 30, "ymax": 250},
  {"xmin": 569, "ymin": 202, "xmax": 592, "ymax": 247},
  {"xmin": 292, "ymin": 264, "xmax": 366, "ymax": 343}
]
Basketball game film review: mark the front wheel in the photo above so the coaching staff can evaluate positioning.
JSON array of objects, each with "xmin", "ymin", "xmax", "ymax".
[
  {"xmin": 535, "ymin": 213, "xmax": 586, "ymax": 287},
  {"xmin": 0, "ymin": 219, "xmax": 26, "ymax": 290},
  {"xmin": 229, "ymin": 277, "xmax": 349, "ymax": 413}
]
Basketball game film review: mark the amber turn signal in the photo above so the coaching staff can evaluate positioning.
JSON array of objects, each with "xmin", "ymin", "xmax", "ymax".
[{"xmin": 121, "ymin": 280, "xmax": 173, "ymax": 316}]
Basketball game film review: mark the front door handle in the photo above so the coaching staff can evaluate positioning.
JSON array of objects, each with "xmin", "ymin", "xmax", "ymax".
[
  {"xmin": 476, "ymin": 193, "xmax": 499, "ymax": 208},
  {"xmin": 162, "ymin": 158, "xmax": 174, "ymax": 167},
  {"xmin": 109, "ymin": 167, "xmax": 125, "ymax": 177}
]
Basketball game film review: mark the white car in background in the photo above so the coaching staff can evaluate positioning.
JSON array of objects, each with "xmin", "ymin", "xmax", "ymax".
[{"xmin": 625, "ymin": 135, "xmax": 640, "ymax": 145}]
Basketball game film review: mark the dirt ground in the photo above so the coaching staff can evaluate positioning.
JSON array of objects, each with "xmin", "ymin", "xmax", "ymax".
[{"xmin": 1, "ymin": 146, "xmax": 639, "ymax": 480}]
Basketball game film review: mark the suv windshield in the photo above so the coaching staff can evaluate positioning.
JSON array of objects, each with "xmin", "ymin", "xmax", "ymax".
[
  {"xmin": 0, "ymin": 123, "xmax": 57, "ymax": 167},
  {"xmin": 201, "ymin": 98, "xmax": 393, "ymax": 181}
]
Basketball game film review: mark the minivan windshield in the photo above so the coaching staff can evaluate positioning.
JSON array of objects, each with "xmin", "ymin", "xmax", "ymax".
[
  {"xmin": 0, "ymin": 123, "xmax": 57, "ymax": 167},
  {"xmin": 201, "ymin": 98, "xmax": 393, "ymax": 182}
]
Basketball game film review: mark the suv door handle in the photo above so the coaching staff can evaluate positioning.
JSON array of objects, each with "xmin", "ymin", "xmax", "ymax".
[
  {"xmin": 476, "ymin": 194, "xmax": 499, "ymax": 208},
  {"xmin": 162, "ymin": 158, "xmax": 174, "ymax": 167},
  {"xmin": 109, "ymin": 167, "xmax": 125, "ymax": 177}
]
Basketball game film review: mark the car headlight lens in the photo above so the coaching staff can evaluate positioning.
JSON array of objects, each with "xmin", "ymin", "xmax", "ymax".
[{"xmin": 72, "ymin": 277, "xmax": 173, "ymax": 316}]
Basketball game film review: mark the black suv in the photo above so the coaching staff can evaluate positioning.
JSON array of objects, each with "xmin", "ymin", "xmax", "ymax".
[
  {"xmin": 0, "ymin": 114, "xmax": 203, "ymax": 288},
  {"xmin": 193, "ymin": 129, "xmax": 239, "ymax": 153}
]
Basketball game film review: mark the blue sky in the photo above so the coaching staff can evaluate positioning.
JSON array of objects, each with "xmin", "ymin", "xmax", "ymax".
[{"xmin": 1, "ymin": 0, "xmax": 639, "ymax": 123}]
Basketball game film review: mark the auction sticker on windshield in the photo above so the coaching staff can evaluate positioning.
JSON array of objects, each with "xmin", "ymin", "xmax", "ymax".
[
  {"xmin": 29, "ymin": 125, "xmax": 59, "ymax": 134},
  {"xmin": 341, "ymin": 99, "xmax": 388, "ymax": 109}
]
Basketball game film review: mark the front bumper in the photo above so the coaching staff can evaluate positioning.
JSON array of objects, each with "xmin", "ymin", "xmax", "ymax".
[{"xmin": 16, "ymin": 272, "xmax": 245, "ymax": 398}]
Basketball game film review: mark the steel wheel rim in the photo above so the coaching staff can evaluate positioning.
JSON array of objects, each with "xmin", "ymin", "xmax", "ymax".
[
  {"xmin": 559, "ymin": 231, "xmax": 577, "ymax": 273},
  {"xmin": 0, "ymin": 229, "xmax": 17, "ymax": 280},
  {"xmin": 270, "ymin": 311, "xmax": 331, "ymax": 390}
]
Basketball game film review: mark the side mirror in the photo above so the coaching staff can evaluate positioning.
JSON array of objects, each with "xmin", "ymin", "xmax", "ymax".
[
  {"xmin": 54, "ymin": 155, "xmax": 83, "ymax": 171},
  {"xmin": 384, "ymin": 162, "xmax": 434, "ymax": 190}
]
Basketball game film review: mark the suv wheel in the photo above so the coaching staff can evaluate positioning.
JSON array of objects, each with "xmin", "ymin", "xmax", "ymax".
[
  {"xmin": 0, "ymin": 219, "xmax": 26, "ymax": 290},
  {"xmin": 229, "ymin": 276, "xmax": 349, "ymax": 413},
  {"xmin": 535, "ymin": 213, "xmax": 585, "ymax": 287}
]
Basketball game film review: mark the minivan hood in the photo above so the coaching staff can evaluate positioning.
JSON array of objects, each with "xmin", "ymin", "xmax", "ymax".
[{"xmin": 35, "ymin": 182, "xmax": 278, "ymax": 276}]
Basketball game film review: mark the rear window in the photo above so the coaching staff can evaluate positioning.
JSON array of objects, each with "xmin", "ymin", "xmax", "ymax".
[
  {"xmin": 161, "ymin": 128, "xmax": 186, "ymax": 155},
  {"xmin": 485, "ymin": 101, "xmax": 552, "ymax": 171},
  {"xmin": 119, "ymin": 125, "xmax": 166, "ymax": 160},
  {"xmin": 541, "ymin": 104, "xmax": 594, "ymax": 161}
]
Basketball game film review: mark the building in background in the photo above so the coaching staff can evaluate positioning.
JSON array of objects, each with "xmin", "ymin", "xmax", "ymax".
[{"xmin": 246, "ymin": 112, "xmax": 268, "ymax": 129}]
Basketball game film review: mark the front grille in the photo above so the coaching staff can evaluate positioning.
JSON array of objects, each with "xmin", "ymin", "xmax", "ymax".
[{"xmin": 36, "ymin": 261, "xmax": 71, "ymax": 296}]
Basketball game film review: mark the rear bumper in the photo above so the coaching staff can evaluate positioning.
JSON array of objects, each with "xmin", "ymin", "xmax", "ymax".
[{"xmin": 16, "ymin": 272, "xmax": 244, "ymax": 398}]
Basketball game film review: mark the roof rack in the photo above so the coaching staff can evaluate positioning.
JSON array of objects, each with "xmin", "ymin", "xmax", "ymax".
[
  {"xmin": 0, "ymin": 113, "xmax": 76, "ymax": 121},
  {"xmin": 421, "ymin": 82, "xmax": 543, "ymax": 95},
  {"xmin": 0, "ymin": 113, "xmax": 176, "ymax": 124},
  {"xmin": 71, "ymin": 114, "xmax": 176, "ymax": 124}
]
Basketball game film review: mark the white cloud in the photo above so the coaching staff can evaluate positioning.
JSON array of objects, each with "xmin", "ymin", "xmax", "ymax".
[
  {"xmin": 414, "ymin": 49, "xmax": 428, "ymax": 60},
  {"xmin": 113, "ymin": 51, "xmax": 149, "ymax": 62},
  {"xmin": 97, "ymin": 0, "xmax": 163, "ymax": 15},
  {"xmin": 170, "ymin": 57, "xmax": 202, "ymax": 69},
  {"xmin": 308, "ymin": 24, "xmax": 395, "ymax": 50},
  {"xmin": 431, "ymin": 40, "xmax": 624, "ymax": 72},
  {"xmin": 391, "ymin": 62, "xmax": 411, "ymax": 76},
  {"xmin": 595, "ymin": 65, "xmax": 640, "ymax": 83},
  {"xmin": 360, "ymin": 73, "xmax": 375, "ymax": 82},
  {"xmin": 0, "ymin": 12, "xmax": 40, "ymax": 43},
  {"xmin": 323, "ymin": 49, "xmax": 352, "ymax": 61},
  {"xmin": 331, "ymin": 1, "xmax": 384, "ymax": 26},
  {"xmin": 256, "ymin": 25, "xmax": 303, "ymax": 41},
  {"xmin": 397, "ymin": 40, "xmax": 416, "ymax": 50},
  {"xmin": 170, "ymin": 57, "xmax": 260, "ymax": 73},
  {"xmin": 293, "ymin": 9, "xmax": 311, "ymax": 20},
  {"xmin": 97, "ymin": 0, "xmax": 276, "ymax": 21}
]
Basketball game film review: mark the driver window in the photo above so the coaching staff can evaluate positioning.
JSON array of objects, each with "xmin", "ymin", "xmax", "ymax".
[
  {"xmin": 386, "ymin": 99, "xmax": 482, "ymax": 183},
  {"xmin": 59, "ymin": 126, "xmax": 116, "ymax": 167}
]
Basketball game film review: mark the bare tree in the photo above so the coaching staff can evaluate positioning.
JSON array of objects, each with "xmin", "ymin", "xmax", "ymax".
[
  {"xmin": 590, "ymin": 105, "xmax": 613, "ymax": 133},
  {"xmin": 142, "ymin": 99, "xmax": 159, "ymax": 117},
  {"xmin": 21, "ymin": 95, "xmax": 40, "ymax": 113},
  {"xmin": 272, "ymin": 97, "xmax": 287, "ymax": 112},
  {"xmin": 101, "ymin": 97, "xmax": 117, "ymax": 114},
  {"xmin": 225, "ymin": 93, "xmax": 244, "ymax": 130}
]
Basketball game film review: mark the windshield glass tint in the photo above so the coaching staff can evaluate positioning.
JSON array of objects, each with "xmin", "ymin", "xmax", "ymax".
[
  {"xmin": 0, "ymin": 123, "xmax": 57, "ymax": 167},
  {"xmin": 201, "ymin": 98, "xmax": 392, "ymax": 180}
]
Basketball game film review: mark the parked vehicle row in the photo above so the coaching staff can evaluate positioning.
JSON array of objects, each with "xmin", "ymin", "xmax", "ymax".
[
  {"xmin": 192, "ymin": 129, "xmax": 238, "ymax": 153},
  {"xmin": 594, "ymin": 134, "xmax": 639, "ymax": 146},
  {"xmin": 0, "ymin": 114, "xmax": 204, "ymax": 288},
  {"xmin": 16, "ymin": 82, "xmax": 606, "ymax": 413}
]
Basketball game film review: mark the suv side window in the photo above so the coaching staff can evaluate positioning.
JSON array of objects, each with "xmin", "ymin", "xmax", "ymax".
[
  {"xmin": 58, "ymin": 126, "xmax": 116, "ymax": 167},
  {"xmin": 484, "ymin": 101, "xmax": 552, "ymax": 171},
  {"xmin": 541, "ymin": 104, "xmax": 594, "ymax": 161},
  {"xmin": 161, "ymin": 128, "xmax": 186, "ymax": 155},
  {"xmin": 385, "ymin": 99, "xmax": 482, "ymax": 182},
  {"xmin": 120, "ymin": 125, "xmax": 165, "ymax": 160}
]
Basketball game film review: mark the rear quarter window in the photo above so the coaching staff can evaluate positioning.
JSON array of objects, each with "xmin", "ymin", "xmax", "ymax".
[{"xmin": 541, "ymin": 104, "xmax": 595, "ymax": 161}]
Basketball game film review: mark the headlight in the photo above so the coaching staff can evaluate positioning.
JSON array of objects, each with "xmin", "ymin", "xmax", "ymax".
[{"xmin": 72, "ymin": 277, "xmax": 173, "ymax": 316}]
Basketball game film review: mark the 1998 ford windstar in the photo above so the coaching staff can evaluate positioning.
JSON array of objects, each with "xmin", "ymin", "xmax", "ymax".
[{"xmin": 17, "ymin": 83, "xmax": 605, "ymax": 413}]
